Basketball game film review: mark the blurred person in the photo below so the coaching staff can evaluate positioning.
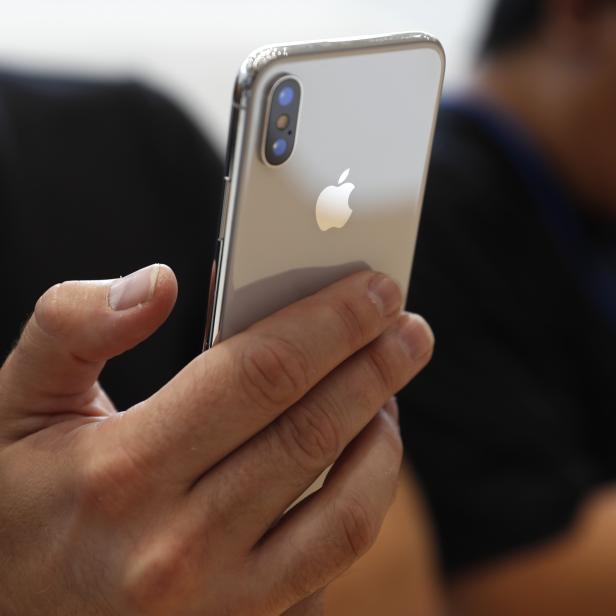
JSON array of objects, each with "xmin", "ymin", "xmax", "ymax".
[
  {"xmin": 332, "ymin": 0, "xmax": 616, "ymax": 614},
  {"xmin": 0, "ymin": 70, "xmax": 436, "ymax": 614}
]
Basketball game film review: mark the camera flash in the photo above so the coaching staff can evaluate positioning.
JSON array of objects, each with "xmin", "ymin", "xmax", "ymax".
[{"xmin": 276, "ymin": 114, "xmax": 290, "ymax": 130}]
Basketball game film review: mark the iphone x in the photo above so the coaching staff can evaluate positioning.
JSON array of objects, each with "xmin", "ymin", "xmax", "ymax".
[{"xmin": 204, "ymin": 32, "xmax": 445, "ymax": 348}]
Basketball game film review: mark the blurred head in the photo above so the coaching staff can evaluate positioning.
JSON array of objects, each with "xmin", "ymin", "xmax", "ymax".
[{"xmin": 477, "ymin": 0, "xmax": 616, "ymax": 215}]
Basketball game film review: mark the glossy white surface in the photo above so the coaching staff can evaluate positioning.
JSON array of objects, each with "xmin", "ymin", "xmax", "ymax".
[{"xmin": 210, "ymin": 36, "xmax": 444, "ymax": 343}]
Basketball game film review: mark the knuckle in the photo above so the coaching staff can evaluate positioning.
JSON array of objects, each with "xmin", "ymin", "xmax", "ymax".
[
  {"xmin": 328, "ymin": 294, "xmax": 371, "ymax": 350},
  {"xmin": 239, "ymin": 336, "xmax": 310, "ymax": 411},
  {"xmin": 274, "ymin": 397, "xmax": 341, "ymax": 474},
  {"xmin": 336, "ymin": 496, "xmax": 379, "ymax": 560},
  {"xmin": 77, "ymin": 446, "xmax": 147, "ymax": 517},
  {"xmin": 123, "ymin": 537, "xmax": 196, "ymax": 613}
]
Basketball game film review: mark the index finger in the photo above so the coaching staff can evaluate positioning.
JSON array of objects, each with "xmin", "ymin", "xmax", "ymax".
[{"xmin": 117, "ymin": 270, "xmax": 402, "ymax": 485}]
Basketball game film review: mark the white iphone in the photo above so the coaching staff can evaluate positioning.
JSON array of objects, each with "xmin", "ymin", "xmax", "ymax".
[{"xmin": 204, "ymin": 32, "xmax": 445, "ymax": 349}]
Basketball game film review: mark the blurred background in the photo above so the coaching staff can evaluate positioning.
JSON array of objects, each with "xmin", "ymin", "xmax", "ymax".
[{"xmin": 0, "ymin": 0, "xmax": 492, "ymax": 148}]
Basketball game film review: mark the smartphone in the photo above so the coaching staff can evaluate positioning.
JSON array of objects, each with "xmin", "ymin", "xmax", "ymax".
[{"xmin": 204, "ymin": 32, "xmax": 445, "ymax": 349}]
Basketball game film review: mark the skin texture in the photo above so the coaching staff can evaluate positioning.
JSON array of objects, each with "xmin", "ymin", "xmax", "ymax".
[{"xmin": 0, "ymin": 265, "xmax": 434, "ymax": 615}]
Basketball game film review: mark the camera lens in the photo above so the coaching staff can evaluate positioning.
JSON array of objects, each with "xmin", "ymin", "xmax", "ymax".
[
  {"xmin": 276, "ymin": 114, "xmax": 290, "ymax": 130},
  {"xmin": 277, "ymin": 85, "xmax": 295, "ymax": 107},
  {"xmin": 272, "ymin": 138, "xmax": 288, "ymax": 157},
  {"xmin": 264, "ymin": 76, "xmax": 300, "ymax": 165}
]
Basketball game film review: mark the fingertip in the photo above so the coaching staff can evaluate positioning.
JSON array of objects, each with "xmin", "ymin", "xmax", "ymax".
[
  {"xmin": 414, "ymin": 313, "xmax": 435, "ymax": 348},
  {"xmin": 410, "ymin": 313, "xmax": 435, "ymax": 351},
  {"xmin": 151, "ymin": 264, "xmax": 178, "ymax": 313},
  {"xmin": 109, "ymin": 264, "xmax": 178, "ymax": 351},
  {"xmin": 396, "ymin": 313, "xmax": 435, "ymax": 363},
  {"xmin": 110, "ymin": 263, "xmax": 177, "ymax": 317}
]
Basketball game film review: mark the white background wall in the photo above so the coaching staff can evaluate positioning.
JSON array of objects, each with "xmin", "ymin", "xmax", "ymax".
[{"xmin": 0, "ymin": 0, "xmax": 494, "ymax": 148}]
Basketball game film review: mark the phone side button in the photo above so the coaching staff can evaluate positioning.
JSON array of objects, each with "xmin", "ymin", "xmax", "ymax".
[
  {"xmin": 203, "ymin": 237, "xmax": 224, "ymax": 351},
  {"xmin": 218, "ymin": 176, "xmax": 231, "ymax": 240}
]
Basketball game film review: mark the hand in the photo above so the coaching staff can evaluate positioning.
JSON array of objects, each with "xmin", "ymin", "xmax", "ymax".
[{"xmin": 0, "ymin": 264, "xmax": 433, "ymax": 615}]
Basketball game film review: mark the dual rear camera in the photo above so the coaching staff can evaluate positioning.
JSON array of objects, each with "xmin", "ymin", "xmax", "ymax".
[{"xmin": 264, "ymin": 77, "xmax": 301, "ymax": 166}]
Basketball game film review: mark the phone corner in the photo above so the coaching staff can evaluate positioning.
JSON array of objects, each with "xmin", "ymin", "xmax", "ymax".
[
  {"xmin": 422, "ymin": 34, "xmax": 447, "ymax": 78},
  {"xmin": 236, "ymin": 44, "xmax": 291, "ymax": 101}
]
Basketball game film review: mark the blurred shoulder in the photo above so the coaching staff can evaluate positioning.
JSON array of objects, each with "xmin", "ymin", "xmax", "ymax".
[
  {"xmin": 426, "ymin": 104, "xmax": 529, "ymax": 219},
  {"xmin": 418, "ymin": 103, "xmax": 546, "ymax": 273},
  {"xmin": 0, "ymin": 66, "xmax": 181, "ymax": 116},
  {"xmin": 0, "ymin": 66, "xmax": 222, "ymax": 195},
  {"xmin": 0, "ymin": 66, "xmax": 218, "ymax": 162}
]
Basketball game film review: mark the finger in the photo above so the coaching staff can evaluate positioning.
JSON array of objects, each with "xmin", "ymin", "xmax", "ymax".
[
  {"xmin": 249, "ymin": 409, "xmax": 403, "ymax": 613},
  {"xmin": 384, "ymin": 396, "xmax": 399, "ymax": 422},
  {"xmin": 283, "ymin": 591, "xmax": 325, "ymax": 616},
  {"xmin": 189, "ymin": 313, "xmax": 432, "ymax": 541},
  {"xmin": 119, "ymin": 270, "xmax": 403, "ymax": 484},
  {"xmin": 0, "ymin": 264, "xmax": 177, "ymax": 418}
]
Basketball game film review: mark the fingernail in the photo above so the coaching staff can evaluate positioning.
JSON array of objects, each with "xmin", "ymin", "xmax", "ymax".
[
  {"xmin": 384, "ymin": 397, "xmax": 399, "ymax": 422},
  {"xmin": 108, "ymin": 264, "xmax": 160, "ymax": 311},
  {"xmin": 368, "ymin": 274, "xmax": 402, "ymax": 318},
  {"xmin": 396, "ymin": 313, "xmax": 434, "ymax": 361}
]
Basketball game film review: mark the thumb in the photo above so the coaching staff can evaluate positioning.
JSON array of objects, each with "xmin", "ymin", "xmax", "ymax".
[{"xmin": 0, "ymin": 264, "xmax": 177, "ymax": 418}]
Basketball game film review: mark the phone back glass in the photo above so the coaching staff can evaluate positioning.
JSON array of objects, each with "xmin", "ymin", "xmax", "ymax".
[{"xmin": 208, "ymin": 33, "xmax": 445, "ymax": 346}]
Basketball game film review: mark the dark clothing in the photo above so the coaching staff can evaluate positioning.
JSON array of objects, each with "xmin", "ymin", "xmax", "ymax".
[
  {"xmin": 400, "ymin": 103, "xmax": 616, "ymax": 575},
  {"xmin": 0, "ymin": 70, "xmax": 223, "ymax": 412},
  {"xmin": 2, "ymin": 71, "xmax": 615, "ymax": 578}
]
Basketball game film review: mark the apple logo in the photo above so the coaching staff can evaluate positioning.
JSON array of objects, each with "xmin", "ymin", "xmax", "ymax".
[{"xmin": 315, "ymin": 168, "xmax": 355, "ymax": 231}]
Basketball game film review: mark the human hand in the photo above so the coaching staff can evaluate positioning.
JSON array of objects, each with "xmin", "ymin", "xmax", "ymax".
[{"xmin": 0, "ymin": 264, "xmax": 433, "ymax": 615}]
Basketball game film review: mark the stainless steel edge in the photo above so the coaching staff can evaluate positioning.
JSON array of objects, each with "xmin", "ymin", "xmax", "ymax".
[
  {"xmin": 236, "ymin": 31, "xmax": 445, "ymax": 98},
  {"xmin": 206, "ymin": 99, "xmax": 249, "ymax": 348},
  {"xmin": 405, "ymin": 44, "xmax": 446, "ymax": 295}
]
